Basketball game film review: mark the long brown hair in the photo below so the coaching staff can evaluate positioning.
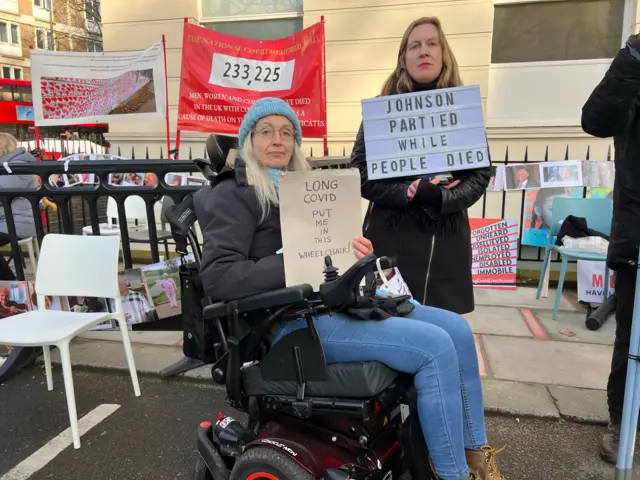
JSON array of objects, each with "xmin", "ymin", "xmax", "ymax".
[{"xmin": 380, "ymin": 17, "xmax": 463, "ymax": 96}]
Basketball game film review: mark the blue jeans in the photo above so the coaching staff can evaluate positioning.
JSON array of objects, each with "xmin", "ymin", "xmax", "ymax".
[{"xmin": 272, "ymin": 303, "xmax": 487, "ymax": 480}]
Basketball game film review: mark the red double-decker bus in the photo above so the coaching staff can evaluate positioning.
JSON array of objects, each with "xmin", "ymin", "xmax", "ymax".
[{"xmin": 0, "ymin": 78, "xmax": 109, "ymax": 141}]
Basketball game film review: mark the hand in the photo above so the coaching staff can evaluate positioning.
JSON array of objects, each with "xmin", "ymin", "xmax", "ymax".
[
  {"xmin": 352, "ymin": 236, "xmax": 374, "ymax": 259},
  {"xmin": 408, "ymin": 179, "xmax": 421, "ymax": 199}
]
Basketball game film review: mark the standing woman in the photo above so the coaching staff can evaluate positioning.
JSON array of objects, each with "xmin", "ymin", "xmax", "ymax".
[{"xmin": 350, "ymin": 17, "xmax": 492, "ymax": 314}]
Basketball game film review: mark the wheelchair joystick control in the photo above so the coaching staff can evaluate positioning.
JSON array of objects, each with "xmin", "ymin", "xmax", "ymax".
[{"xmin": 323, "ymin": 255, "xmax": 339, "ymax": 282}]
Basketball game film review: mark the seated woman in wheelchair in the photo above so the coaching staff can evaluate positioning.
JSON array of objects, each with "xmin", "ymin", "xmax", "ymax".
[{"xmin": 199, "ymin": 97, "xmax": 504, "ymax": 480}]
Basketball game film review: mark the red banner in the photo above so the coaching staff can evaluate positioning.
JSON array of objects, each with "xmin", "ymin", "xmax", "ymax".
[{"xmin": 177, "ymin": 22, "xmax": 327, "ymax": 138}]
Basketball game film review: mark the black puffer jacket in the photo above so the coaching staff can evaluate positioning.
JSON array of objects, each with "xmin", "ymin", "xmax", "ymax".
[
  {"xmin": 350, "ymin": 84, "xmax": 492, "ymax": 314},
  {"xmin": 581, "ymin": 35, "xmax": 640, "ymax": 270},
  {"xmin": 199, "ymin": 158, "xmax": 285, "ymax": 302}
]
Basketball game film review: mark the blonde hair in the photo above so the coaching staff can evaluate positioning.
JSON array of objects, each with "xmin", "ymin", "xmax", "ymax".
[
  {"xmin": 0, "ymin": 132, "xmax": 19, "ymax": 156},
  {"xmin": 381, "ymin": 16, "xmax": 463, "ymax": 96},
  {"xmin": 240, "ymin": 132, "xmax": 310, "ymax": 222}
]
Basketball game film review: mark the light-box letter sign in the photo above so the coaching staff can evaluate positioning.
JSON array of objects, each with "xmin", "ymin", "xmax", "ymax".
[
  {"xmin": 361, "ymin": 85, "xmax": 489, "ymax": 180},
  {"xmin": 278, "ymin": 168, "xmax": 362, "ymax": 291}
]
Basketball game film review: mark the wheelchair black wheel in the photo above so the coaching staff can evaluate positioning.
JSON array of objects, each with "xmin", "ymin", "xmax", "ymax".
[
  {"xmin": 194, "ymin": 456, "xmax": 214, "ymax": 480},
  {"xmin": 229, "ymin": 446, "xmax": 315, "ymax": 480}
]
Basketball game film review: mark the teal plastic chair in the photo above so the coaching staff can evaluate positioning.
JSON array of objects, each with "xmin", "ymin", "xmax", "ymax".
[{"xmin": 535, "ymin": 196, "xmax": 613, "ymax": 320}]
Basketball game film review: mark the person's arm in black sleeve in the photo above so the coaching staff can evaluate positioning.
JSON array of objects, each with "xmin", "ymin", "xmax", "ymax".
[
  {"xmin": 349, "ymin": 121, "xmax": 413, "ymax": 208},
  {"xmin": 199, "ymin": 181, "xmax": 285, "ymax": 301},
  {"xmin": 582, "ymin": 35, "xmax": 640, "ymax": 138},
  {"xmin": 413, "ymin": 166, "xmax": 492, "ymax": 217}
]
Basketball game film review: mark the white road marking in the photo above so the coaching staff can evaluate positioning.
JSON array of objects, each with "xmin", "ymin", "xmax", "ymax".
[{"xmin": 1, "ymin": 403, "xmax": 121, "ymax": 480}]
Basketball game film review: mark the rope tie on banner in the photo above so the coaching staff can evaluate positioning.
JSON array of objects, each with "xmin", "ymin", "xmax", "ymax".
[
  {"xmin": 64, "ymin": 159, "xmax": 72, "ymax": 172},
  {"xmin": 2, "ymin": 162, "xmax": 11, "ymax": 174}
]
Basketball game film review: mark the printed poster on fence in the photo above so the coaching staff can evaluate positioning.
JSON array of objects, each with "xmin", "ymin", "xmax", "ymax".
[
  {"xmin": 30, "ymin": 42, "xmax": 167, "ymax": 126},
  {"xmin": 470, "ymin": 218, "xmax": 518, "ymax": 289},
  {"xmin": 279, "ymin": 168, "xmax": 362, "ymax": 290},
  {"xmin": 577, "ymin": 260, "xmax": 616, "ymax": 303},
  {"xmin": 360, "ymin": 85, "xmax": 490, "ymax": 180},
  {"xmin": 521, "ymin": 187, "xmax": 582, "ymax": 247},
  {"xmin": 177, "ymin": 22, "xmax": 327, "ymax": 138}
]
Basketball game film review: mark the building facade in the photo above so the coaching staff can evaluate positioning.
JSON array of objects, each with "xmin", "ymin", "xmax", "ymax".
[
  {"xmin": 102, "ymin": 0, "xmax": 635, "ymax": 162},
  {"xmin": 0, "ymin": 0, "xmax": 102, "ymax": 81}
]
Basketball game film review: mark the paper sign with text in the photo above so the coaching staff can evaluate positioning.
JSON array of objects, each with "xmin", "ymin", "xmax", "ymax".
[
  {"xmin": 279, "ymin": 168, "xmax": 362, "ymax": 290},
  {"xmin": 177, "ymin": 22, "xmax": 327, "ymax": 138},
  {"xmin": 361, "ymin": 85, "xmax": 490, "ymax": 180},
  {"xmin": 470, "ymin": 218, "xmax": 518, "ymax": 289},
  {"xmin": 577, "ymin": 260, "xmax": 616, "ymax": 303},
  {"xmin": 30, "ymin": 43, "xmax": 166, "ymax": 126}
]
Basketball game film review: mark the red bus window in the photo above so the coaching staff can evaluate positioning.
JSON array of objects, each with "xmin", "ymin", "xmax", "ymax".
[
  {"xmin": 0, "ymin": 85, "xmax": 12, "ymax": 102},
  {"xmin": 12, "ymin": 85, "xmax": 32, "ymax": 103}
]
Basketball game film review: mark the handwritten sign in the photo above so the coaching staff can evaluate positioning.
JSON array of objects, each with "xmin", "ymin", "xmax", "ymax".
[
  {"xmin": 361, "ymin": 85, "xmax": 489, "ymax": 180},
  {"xmin": 279, "ymin": 168, "xmax": 362, "ymax": 290}
]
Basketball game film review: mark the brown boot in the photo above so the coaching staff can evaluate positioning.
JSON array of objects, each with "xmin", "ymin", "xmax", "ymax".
[
  {"xmin": 465, "ymin": 445, "xmax": 505, "ymax": 479},
  {"xmin": 600, "ymin": 422, "xmax": 620, "ymax": 464}
]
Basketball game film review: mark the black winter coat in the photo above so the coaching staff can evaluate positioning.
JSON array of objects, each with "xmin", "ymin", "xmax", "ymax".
[
  {"xmin": 199, "ymin": 158, "xmax": 286, "ymax": 302},
  {"xmin": 581, "ymin": 37, "xmax": 640, "ymax": 270},
  {"xmin": 350, "ymin": 86, "xmax": 492, "ymax": 314}
]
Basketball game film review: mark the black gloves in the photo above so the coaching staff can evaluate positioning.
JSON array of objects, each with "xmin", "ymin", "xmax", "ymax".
[{"xmin": 412, "ymin": 178, "xmax": 443, "ymax": 209}]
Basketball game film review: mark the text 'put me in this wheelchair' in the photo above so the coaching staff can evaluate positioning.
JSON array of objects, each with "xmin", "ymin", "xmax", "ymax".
[{"xmin": 166, "ymin": 134, "xmax": 438, "ymax": 480}]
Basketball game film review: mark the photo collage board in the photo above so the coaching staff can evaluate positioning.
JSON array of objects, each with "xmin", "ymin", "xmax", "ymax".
[
  {"xmin": 48, "ymin": 153, "xmax": 207, "ymax": 189},
  {"xmin": 0, "ymin": 254, "xmax": 194, "ymax": 366}
]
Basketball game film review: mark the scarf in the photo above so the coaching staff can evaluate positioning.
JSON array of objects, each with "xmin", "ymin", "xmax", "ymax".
[
  {"xmin": 267, "ymin": 167, "xmax": 282, "ymax": 196},
  {"xmin": 372, "ymin": 78, "xmax": 465, "ymax": 237}
]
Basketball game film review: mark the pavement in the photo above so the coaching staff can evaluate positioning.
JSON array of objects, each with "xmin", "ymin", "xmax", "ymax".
[
  {"xmin": 34, "ymin": 285, "xmax": 616, "ymax": 426},
  {"xmin": 1, "ymin": 366, "xmax": 639, "ymax": 480}
]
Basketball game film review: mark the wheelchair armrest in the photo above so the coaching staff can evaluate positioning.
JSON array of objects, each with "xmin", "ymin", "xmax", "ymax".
[{"xmin": 204, "ymin": 284, "xmax": 314, "ymax": 319}]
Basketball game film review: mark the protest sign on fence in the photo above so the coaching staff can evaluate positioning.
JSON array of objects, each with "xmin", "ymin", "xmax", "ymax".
[
  {"xmin": 577, "ymin": 260, "xmax": 616, "ymax": 303},
  {"xmin": 178, "ymin": 22, "xmax": 326, "ymax": 138},
  {"xmin": 360, "ymin": 85, "xmax": 489, "ymax": 180},
  {"xmin": 470, "ymin": 218, "xmax": 519, "ymax": 289},
  {"xmin": 30, "ymin": 42, "xmax": 166, "ymax": 126},
  {"xmin": 279, "ymin": 169, "xmax": 362, "ymax": 290}
]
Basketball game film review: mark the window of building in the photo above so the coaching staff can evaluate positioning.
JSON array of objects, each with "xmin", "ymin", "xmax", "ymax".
[
  {"xmin": 1, "ymin": 65, "xmax": 22, "ymax": 80},
  {"xmin": 33, "ymin": 0, "xmax": 51, "ymax": 9},
  {"xmin": 491, "ymin": 0, "xmax": 626, "ymax": 64},
  {"xmin": 200, "ymin": 0, "xmax": 303, "ymax": 40},
  {"xmin": 0, "ymin": 22, "xmax": 19, "ymax": 45},
  {"xmin": 84, "ymin": 0, "xmax": 101, "ymax": 22},
  {"xmin": 87, "ymin": 40, "xmax": 103, "ymax": 52},
  {"xmin": 36, "ymin": 28, "xmax": 47, "ymax": 49}
]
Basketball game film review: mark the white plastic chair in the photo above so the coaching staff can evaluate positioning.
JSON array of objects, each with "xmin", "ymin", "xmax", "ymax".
[
  {"xmin": 0, "ymin": 233, "xmax": 141, "ymax": 449},
  {"xmin": 81, "ymin": 196, "xmax": 148, "ymax": 236}
]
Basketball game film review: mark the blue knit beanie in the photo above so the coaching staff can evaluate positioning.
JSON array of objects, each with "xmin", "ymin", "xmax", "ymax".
[{"xmin": 238, "ymin": 97, "xmax": 302, "ymax": 148}]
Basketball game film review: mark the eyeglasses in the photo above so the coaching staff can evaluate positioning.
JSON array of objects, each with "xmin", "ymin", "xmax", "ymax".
[{"xmin": 254, "ymin": 125, "xmax": 295, "ymax": 142}]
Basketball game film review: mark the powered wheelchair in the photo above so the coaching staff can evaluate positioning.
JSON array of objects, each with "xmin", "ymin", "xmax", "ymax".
[{"xmin": 165, "ymin": 135, "xmax": 437, "ymax": 480}]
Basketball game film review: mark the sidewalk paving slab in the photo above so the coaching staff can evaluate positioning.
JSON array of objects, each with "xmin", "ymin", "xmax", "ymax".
[
  {"xmin": 482, "ymin": 379, "xmax": 559, "ymax": 419},
  {"xmin": 547, "ymin": 385, "xmax": 609, "ymax": 425},
  {"xmin": 79, "ymin": 330, "xmax": 183, "ymax": 346},
  {"xmin": 463, "ymin": 306, "xmax": 533, "ymax": 337},
  {"xmin": 474, "ymin": 286, "xmax": 579, "ymax": 312},
  {"xmin": 535, "ymin": 310, "xmax": 615, "ymax": 346},
  {"xmin": 482, "ymin": 335, "xmax": 612, "ymax": 390},
  {"xmin": 48, "ymin": 338, "xmax": 186, "ymax": 375}
]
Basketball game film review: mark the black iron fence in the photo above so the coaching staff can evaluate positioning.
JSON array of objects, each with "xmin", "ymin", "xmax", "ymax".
[{"xmin": 0, "ymin": 142, "xmax": 615, "ymax": 281}]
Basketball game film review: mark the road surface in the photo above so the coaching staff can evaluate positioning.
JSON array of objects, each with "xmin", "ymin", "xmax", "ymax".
[{"xmin": 1, "ymin": 366, "xmax": 639, "ymax": 479}]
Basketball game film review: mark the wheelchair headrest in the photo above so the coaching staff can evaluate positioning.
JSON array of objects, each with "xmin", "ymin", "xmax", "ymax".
[
  {"xmin": 165, "ymin": 193, "xmax": 197, "ymax": 237},
  {"xmin": 206, "ymin": 134, "xmax": 238, "ymax": 174}
]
